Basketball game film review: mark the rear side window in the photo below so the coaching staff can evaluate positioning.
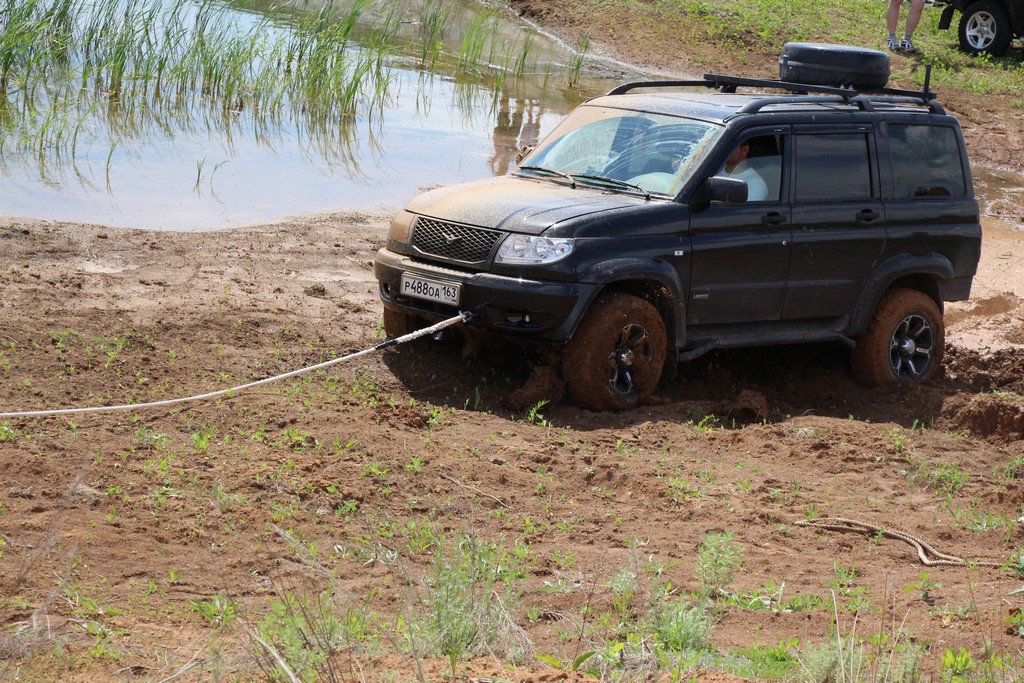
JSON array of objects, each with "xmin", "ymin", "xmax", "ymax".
[
  {"xmin": 794, "ymin": 133, "xmax": 872, "ymax": 202},
  {"xmin": 887, "ymin": 124, "xmax": 967, "ymax": 199}
]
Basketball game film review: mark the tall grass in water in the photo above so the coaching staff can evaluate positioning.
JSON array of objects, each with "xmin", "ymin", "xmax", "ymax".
[
  {"xmin": 568, "ymin": 30, "xmax": 590, "ymax": 87},
  {"xmin": 0, "ymin": 0, "xmax": 403, "ymax": 172},
  {"xmin": 0, "ymin": 0, "xmax": 564, "ymax": 183},
  {"xmin": 418, "ymin": 0, "xmax": 451, "ymax": 65}
]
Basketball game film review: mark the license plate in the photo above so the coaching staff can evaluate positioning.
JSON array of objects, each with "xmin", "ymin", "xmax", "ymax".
[{"xmin": 400, "ymin": 274, "xmax": 461, "ymax": 306}]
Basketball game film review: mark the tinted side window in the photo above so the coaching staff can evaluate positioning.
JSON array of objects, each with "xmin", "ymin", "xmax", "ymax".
[
  {"xmin": 887, "ymin": 124, "xmax": 966, "ymax": 199},
  {"xmin": 794, "ymin": 134, "xmax": 872, "ymax": 202}
]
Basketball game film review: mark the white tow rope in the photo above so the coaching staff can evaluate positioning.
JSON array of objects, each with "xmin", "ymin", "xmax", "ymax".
[{"xmin": 0, "ymin": 311, "xmax": 472, "ymax": 420}]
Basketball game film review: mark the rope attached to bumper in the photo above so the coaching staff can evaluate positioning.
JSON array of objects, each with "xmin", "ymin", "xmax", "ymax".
[{"xmin": 0, "ymin": 311, "xmax": 472, "ymax": 420}]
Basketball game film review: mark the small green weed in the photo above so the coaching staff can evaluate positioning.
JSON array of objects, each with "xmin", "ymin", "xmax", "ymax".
[
  {"xmin": 666, "ymin": 477, "xmax": 703, "ymax": 502},
  {"xmin": 535, "ymin": 650, "xmax": 596, "ymax": 674},
  {"xmin": 695, "ymin": 531, "xmax": 744, "ymax": 598},
  {"xmin": 360, "ymin": 462, "xmax": 389, "ymax": 478},
  {"xmin": 426, "ymin": 535, "xmax": 530, "ymax": 675},
  {"xmin": 523, "ymin": 399, "xmax": 549, "ymax": 426},
  {"xmin": 826, "ymin": 561, "xmax": 870, "ymax": 612},
  {"xmin": 0, "ymin": 422, "xmax": 20, "ymax": 442},
  {"xmin": 731, "ymin": 639, "xmax": 799, "ymax": 679},
  {"xmin": 688, "ymin": 414, "xmax": 718, "ymax": 434},
  {"xmin": 653, "ymin": 597, "xmax": 712, "ymax": 652},
  {"xmin": 250, "ymin": 579, "xmax": 372, "ymax": 681},
  {"xmin": 904, "ymin": 572, "xmax": 941, "ymax": 604},
  {"xmin": 191, "ymin": 594, "xmax": 240, "ymax": 625},
  {"xmin": 192, "ymin": 429, "xmax": 213, "ymax": 453},
  {"xmin": 941, "ymin": 646, "xmax": 976, "ymax": 679},
  {"xmin": 997, "ymin": 453, "xmax": 1024, "ymax": 481},
  {"xmin": 607, "ymin": 569, "xmax": 637, "ymax": 624},
  {"xmin": 931, "ymin": 462, "xmax": 969, "ymax": 495},
  {"xmin": 882, "ymin": 426, "xmax": 912, "ymax": 453}
]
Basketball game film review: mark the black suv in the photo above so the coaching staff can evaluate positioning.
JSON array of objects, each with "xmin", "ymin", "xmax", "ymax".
[
  {"xmin": 374, "ymin": 44, "xmax": 982, "ymax": 410},
  {"xmin": 937, "ymin": 0, "xmax": 1024, "ymax": 56}
]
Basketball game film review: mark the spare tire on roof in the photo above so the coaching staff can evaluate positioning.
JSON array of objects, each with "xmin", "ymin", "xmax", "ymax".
[{"xmin": 779, "ymin": 42, "xmax": 890, "ymax": 90}]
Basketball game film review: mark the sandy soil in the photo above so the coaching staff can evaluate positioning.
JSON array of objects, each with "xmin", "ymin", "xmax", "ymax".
[{"xmin": 3, "ymin": 10, "xmax": 1024, "ymax": 683}]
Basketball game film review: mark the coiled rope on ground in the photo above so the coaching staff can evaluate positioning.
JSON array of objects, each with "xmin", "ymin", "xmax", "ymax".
[{"xmin": 796, "ymin": 516, "xmax": 1002, "ymax": 568}]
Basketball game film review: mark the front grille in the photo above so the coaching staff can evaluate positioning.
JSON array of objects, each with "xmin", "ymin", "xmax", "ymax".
[{"xmin": 411, "ymin": 217, "xmax": 502, "ymax": 265}]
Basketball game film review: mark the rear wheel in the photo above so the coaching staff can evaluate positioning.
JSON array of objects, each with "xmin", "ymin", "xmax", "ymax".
[
  {"xmin": 382, "ymin": 308, "xmax": 425, "ymax": 339},
  {"xmin": 851, "ymin": 288, "xmax": 944, "ymax": 386},
  {"xmin": 958, "ymin": 0, "xmax": 1013, "ymax": 56},
  {"xmin": 563, "ymin": 293, "xmax": 667, "ymax": 411}
]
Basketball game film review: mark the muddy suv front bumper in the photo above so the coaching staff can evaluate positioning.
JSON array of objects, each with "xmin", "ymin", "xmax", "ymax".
[{"xmin": 374, "ymin": 248, "xmax": 597, "ymax": 343}]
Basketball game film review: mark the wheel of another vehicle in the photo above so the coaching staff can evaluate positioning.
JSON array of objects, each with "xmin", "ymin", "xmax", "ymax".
[
  {"xmin": 563, "ymin": 293, "xmax": 667, "ymax": 411},
  {"xmin": 958, "ymin": 0, "xmax": 1013, "ymax": 56},
  {"xmin": 851, "ymin": 288, "xmax": 945, "ymax": 386},
  {"xmin": 382, "ymin": 308, "xmax": 424, "ymax": 339}
]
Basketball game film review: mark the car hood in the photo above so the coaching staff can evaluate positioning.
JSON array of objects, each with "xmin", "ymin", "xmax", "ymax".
[{"xmin": 404, "ymin": 176, "xmax": 653, "ymax": 235}]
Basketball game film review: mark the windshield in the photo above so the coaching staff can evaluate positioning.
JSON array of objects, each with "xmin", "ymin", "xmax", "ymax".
[{"xmin": 516, "ymin": 106, "xmax": 723, "ymax": 197}]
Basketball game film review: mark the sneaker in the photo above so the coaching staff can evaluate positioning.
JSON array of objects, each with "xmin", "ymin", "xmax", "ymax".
[
  {"xmin": 899, "ymin": 37, "xmax": 917, "ymax": 52},
  {"xmin": 887, "ymin": 35, "xmax": 900, "ymax": 50}
]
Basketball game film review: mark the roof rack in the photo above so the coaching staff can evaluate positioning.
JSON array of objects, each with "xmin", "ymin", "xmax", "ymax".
[{"xmin": 606, "ymin": 68, "xmax": 943, "ymax": 114}]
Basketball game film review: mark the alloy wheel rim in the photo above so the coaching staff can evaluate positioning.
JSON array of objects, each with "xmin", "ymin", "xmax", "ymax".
[
  {"xmin": 966, "ymin": 13, "xmax": 996, "ymax": 49},
  {"xmin": 607, "ymin": 323, "xmax": 654, "ymax": 396},
  {"xmin": 888, "ymin": 313, "xmax": 934, "ymax": 380}
]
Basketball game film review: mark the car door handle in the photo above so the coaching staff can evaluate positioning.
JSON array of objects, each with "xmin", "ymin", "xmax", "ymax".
[
  {"xmin": 761, "ymin": 212, "xmax": 785, "ymax": 225},
  {"xmin": 856, "ymin": 209, "xmax": 880, "ymax": 222}
]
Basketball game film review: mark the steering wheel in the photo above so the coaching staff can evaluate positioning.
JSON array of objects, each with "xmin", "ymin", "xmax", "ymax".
[{"xmin": 603, "ymin": 140, "xmax": 690, "ymax": 178}]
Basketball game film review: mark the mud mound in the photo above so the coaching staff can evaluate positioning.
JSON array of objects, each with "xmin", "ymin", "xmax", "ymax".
[
  {"xmin": 943, "ymin": 391, "xmax": 1024, "ymax": 440},
  {"xmin": 946, "ymin": 293, "xmax": 1020, "ymax": 324},
  {"xmin": 945, "ymin": 346, "xmax": 1024, "ymax": 393},
  {"xmin": 508, "ymin": 365, "xmax": 565, "ymax": 411}
]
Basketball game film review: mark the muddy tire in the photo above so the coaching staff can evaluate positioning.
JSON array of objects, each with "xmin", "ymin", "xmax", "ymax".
[
  {"xmin": 563, "ymin": 293, "xmax": 667, "ymax": 411},
  {"xmin": 851, "ymin": 288, "xmax": 944, "ymax": 386},
  {"xmin": 382, "ymin": 308, "xmax": 424, "ymax": 339},
  {"xmin": 958, "ymin": 0, "xmax": 1013, "ymax": 56}
]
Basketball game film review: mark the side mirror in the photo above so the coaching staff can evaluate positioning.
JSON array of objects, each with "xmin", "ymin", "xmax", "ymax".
[
  {"xmin": 691, "ymin": 176, "xmax": 748, "ymax": 206},
  {"xmin": 515, "ymin": 146, "xmax": 535, "ymax": 164},
  {"xmin": 711, "ymin": 176, "xmax": 748, "ymax": 202}
]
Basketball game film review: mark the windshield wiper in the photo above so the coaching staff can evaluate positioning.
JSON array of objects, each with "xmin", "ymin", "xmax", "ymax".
[
  {"xmin": 570, "ymin": 174, "xmax": 651, "ymax": 199},
  {"xmin": 517, "ymin": 165, "xmax": 576, "ymax": 188}
]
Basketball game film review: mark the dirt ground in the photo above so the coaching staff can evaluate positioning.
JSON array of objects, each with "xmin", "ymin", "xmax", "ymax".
[
  {"xmin": 2, "ymin": 206, "xmax": 1024, "ymax": 681},
  {"xmin": 3, "ymin": 9, "xmax": 1024, "ymax": 683}
]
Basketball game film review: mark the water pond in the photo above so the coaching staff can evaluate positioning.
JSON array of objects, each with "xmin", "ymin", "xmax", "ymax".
[
  {"xmin": 0, "ymin": 0, "xmax": 643, "ymax": 230},
  {"xmin": 1, "ymin": 0, "xmax": 1020, "ymax": 234}
]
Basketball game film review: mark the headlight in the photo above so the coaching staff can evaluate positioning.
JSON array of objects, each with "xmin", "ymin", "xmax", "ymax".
[
  {"xmin": 387, "ymin": 210, "xmax": 415, "ymax": 244},
  {"xmin": 495, "ymin": 235, "xmax": 575, "ymax": 265}
]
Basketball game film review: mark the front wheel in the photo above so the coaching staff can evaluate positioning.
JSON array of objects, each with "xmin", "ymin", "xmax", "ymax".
[
  {"xmin": 563, "ymin": 293, "xmax": 667, "ymax": 411},
  {"xmin": 382, "ymin": 308, "xmax": 425, "ymax": 339},
  {"xmin": 958, "ymin": 0, "xmax": 1013, "ymax": 56},
  {"xmin": 851, "ymin": 288, "xmax": 944, "ymax": 386}
]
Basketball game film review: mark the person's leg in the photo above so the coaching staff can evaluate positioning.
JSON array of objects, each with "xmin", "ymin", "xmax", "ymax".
[
  {"xmin": 898, "ymin": 0, "xmax": 925, "ymax": 50},
  {"xmin": 886, "ymin": 0, "xmax": 902, "ymax": 34},
  {"xmin": 886, "ymin": 0, "xmax": 902, "ymax": 48},
  {"xmin": 904, "ymin": 0, "xmax": 925, "ymax": 39}
]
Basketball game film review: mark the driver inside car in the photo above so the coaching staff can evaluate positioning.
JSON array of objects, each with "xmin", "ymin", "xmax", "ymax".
[{"xmin": 720, "ymin": 139, "xmax": 768, "ymax": 201}]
